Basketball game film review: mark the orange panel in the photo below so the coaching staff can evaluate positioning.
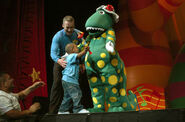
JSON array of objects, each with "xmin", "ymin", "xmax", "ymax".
[{"xmin": 126, "ymin": 65, "xmax": 171, "ymax": 89}]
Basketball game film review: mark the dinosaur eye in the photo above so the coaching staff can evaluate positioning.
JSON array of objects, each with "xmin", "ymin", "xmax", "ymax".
[{"xmin": 99, "ymin": 11, "xmax": 105, "ymax": 15}]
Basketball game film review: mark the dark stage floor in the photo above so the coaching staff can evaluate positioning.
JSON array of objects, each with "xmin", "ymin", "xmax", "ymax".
[{"xmin": 8, "ymin": 108, "xmax": 185, "ymax": 122}]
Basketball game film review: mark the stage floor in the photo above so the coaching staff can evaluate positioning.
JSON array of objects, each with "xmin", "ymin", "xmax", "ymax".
[{"xmin": 9, "ymin": 108, "xmax": 185, "ymax": 122}]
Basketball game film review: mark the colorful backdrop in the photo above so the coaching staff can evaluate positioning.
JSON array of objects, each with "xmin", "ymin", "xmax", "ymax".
[{"xmin": 116, "ymin": 0, "xmax": 185, "ymax": 110}]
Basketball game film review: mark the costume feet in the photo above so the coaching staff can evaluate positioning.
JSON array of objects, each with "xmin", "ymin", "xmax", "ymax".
[
  {"xmin": 107, "ymin": 106, "xmax": 124, "ymax": 112},
  {"xmin": 87, "ymin": 108, "xmax": 104, "ymax": 113}
]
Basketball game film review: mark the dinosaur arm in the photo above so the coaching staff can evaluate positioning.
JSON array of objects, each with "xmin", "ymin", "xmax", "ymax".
[
  {"xmin": 105, "ymin": 28, "xmax": 116, "ymax": 53},
  {"xmin": 105, "ymin": 28, "xmax": 116, "ymax": 44}
]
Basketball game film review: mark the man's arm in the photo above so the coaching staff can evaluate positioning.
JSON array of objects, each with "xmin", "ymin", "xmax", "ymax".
[
  {"xmin": 17, "ymin": 81, "xmax": 45, "ymax": 100},
  {"xmin": 4, "ymin": 102, "xmax": 40, "ymax": 119},
  {"xmin": 50, "ymin": 34, "xmax": 67, "ymax": 68},
  {"xmin": 50, "ymin": 34, "xmax": 61, "ymax": 63}
]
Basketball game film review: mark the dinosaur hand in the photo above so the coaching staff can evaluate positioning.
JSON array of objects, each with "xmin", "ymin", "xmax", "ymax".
[{"xmin": 106, "ymin": 41, "xmax": 115, "ymax": 53}]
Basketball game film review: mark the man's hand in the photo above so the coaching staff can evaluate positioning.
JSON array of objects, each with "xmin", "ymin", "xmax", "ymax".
[
  {"xmin": 29, "ymin": 102, "xmax": 41, "ymax": 113},
  {"xmin": 32, "ymin": 81, "xmax": 45, "ymax": 89},
  {"xmin": 106, "ymin": 41, "xmax": 115, "ymax": 53},
  {"xmin": 57, "ymin": 58, "xmax": 67, "ymax": 68}
]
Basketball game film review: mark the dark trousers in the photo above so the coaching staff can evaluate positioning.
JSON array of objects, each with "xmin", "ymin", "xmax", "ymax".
[{"xmin": 48, "ymin": 63, "xmax": 63, "ymax": 114}]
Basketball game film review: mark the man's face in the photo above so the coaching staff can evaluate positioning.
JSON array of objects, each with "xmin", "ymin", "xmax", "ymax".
[
  {"xmin": 4, "ymin": 74, "xmax": 14, "ymax": 92},
  {"xmin": 62, "ymin": 21, "xmax": 75, "ymax": 36}
]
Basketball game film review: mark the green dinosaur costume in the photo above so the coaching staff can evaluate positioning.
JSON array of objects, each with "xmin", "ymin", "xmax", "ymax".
[{"xmin": 83, "ymin": 5, "xmax": 137, "ymax": 112}]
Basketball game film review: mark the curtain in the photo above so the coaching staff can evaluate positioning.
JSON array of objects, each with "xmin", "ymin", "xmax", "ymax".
[{"xmin": 0, "ymin": 0, "xmax": 48, "ymax": 110}]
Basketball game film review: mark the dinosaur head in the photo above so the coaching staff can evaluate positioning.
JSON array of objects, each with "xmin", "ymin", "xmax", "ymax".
[{"xmin": 85, "ymin": 5, "xmax": 119, "ymax": 36}]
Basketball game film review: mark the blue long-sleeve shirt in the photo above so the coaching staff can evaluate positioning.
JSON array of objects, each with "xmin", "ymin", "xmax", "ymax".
[{"xmin": 50, "ymin": 29, "xmax": 82, "ymax": 63}]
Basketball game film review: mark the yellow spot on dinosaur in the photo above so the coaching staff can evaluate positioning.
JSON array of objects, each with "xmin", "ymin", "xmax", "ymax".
[
  {"xmin": 108, "ymin": 30, "xmax": 115, "ymax": 36},
  {"xmin": 97, "ymin": 60, "xmax": 105, "ymax": 68},
  {"xmin": 111, "ymin": 58, "xmax": 118, "ymax": 67},
  {"xmin": 108, "ymin": 75, "xmax": 118, "ymax": 85},
  {"xmin": 108, "ymin": 37, "xmax": 114, "ymax": 41},
  {"xmin": 131, "ymin": 104, "xmax": 135, "ymax": 109},
  {"xmin": 120, "ymin": 88, "xmax": 126, "ymax": 96},
  {"xmin": 101, "ymin": 33, "xmax": 106, "ymax": 38},
  {"xmin": 98, "ymin": 104, "xmax": 102, "ymax": 108},
  {"xmin": 101, "ymin": 76, "xmax": 105, "ymax": 83},
  {"xmin": 91, "ymin": 77, "xmax": 97, "ymax": 83},
  {"xmin": 86, "ymin": 62, "xmax": 90, "ymax": 67},
  {"xmin": 109, "ymin": 97, "xmax": 117, "ymax": 102},
  {"xmin": 112, "ymin": 88, "xmax": 117, "ymax": 94},
  {"xmin": 124, "ymin": 67, "xmax": 127, "ymax": 76},
  {"xmin": 134, "ymin": 98, "xmax": 137, "ymax": 103},
  {"xmin": 122, "ymin": 103, "xmax": 127, "ymax": 108},
  {"xmin": 119, "ymin": 76, "xmax": 123, "ymax": 82},
  {"xmin": 100, "ymin": 53, "xmax": 106, "ymax": 58},
  {"xmin": 93, "ymin": 97, "xmax": 98, "ymax": 104},
  {"xmin": 93, "ymin": 88, "xmax": 98, "ymax": 93}
]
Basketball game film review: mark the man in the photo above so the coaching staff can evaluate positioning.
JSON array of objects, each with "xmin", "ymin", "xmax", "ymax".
[
  {"xmin": 0, "ymin": 72, "xmax": 45, "ymax": 120},
  {"xmin": 49, "ymin": 15, "xmax": 83, "ymax": 114}
]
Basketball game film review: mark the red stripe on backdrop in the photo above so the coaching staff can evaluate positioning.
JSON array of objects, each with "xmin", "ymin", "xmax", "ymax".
[
  {"xmin": 128, "ymin": 0, "xmax": 155, "ymax": 11},
  {"xmin": 118, "ymin": 46, "xmax": 173, "ymax": 67},
  {"xmin": 167, "ymin": 81, "xmax": 185, "ymax": 101}
]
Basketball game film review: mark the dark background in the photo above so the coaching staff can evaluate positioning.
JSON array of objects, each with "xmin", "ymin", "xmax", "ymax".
[{"xmin": 44, "ymin": 0, "xmax": 118, "ymax": 107}]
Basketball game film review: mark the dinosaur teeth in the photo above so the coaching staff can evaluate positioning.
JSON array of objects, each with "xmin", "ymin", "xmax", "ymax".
[{"xmin": 86, "ymin": 27, "xmax": 105, "ymax": 31}]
